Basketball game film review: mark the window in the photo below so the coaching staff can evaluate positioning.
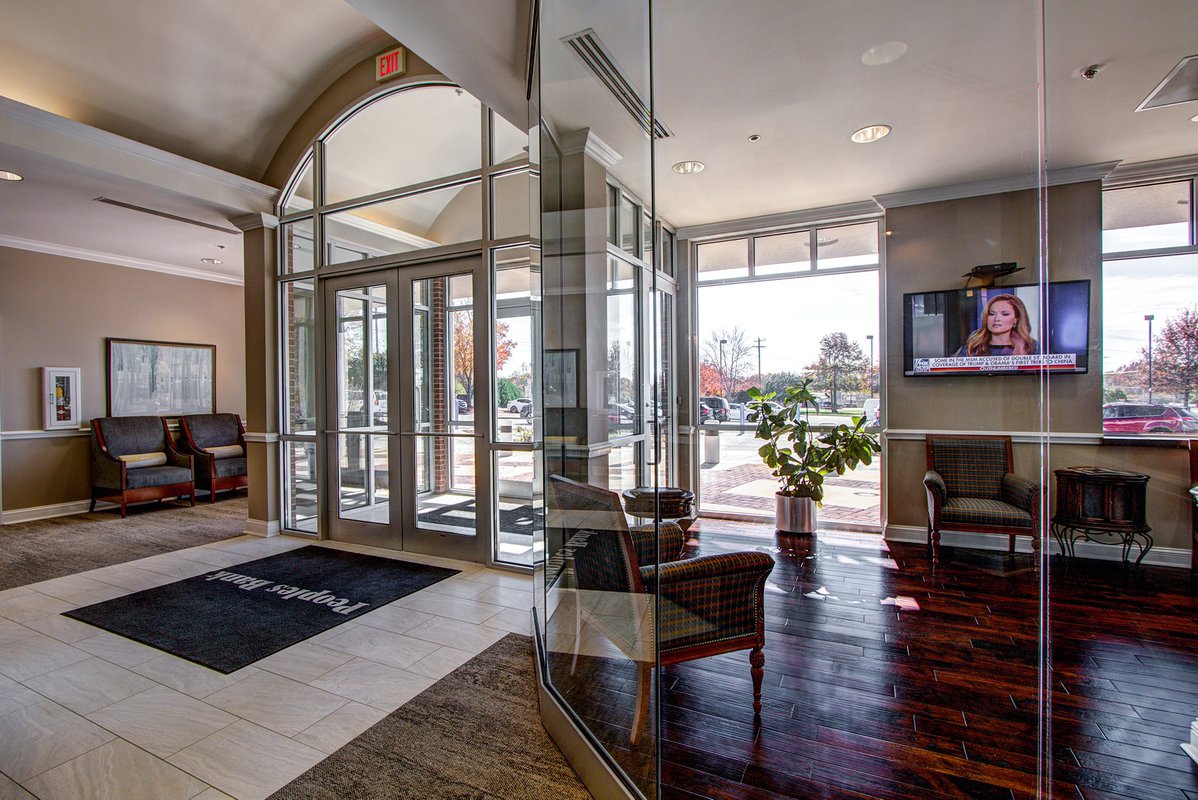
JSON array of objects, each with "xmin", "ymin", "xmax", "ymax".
[
  {"xmin": 696, "ymin": 221, "xmax": 880, "ymax": 283},
  {"xmin": 1101, "ymin": 178, "xmax": 1198, "ymax": 430}
]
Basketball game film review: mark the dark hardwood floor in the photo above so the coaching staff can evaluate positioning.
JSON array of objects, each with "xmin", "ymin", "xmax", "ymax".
[{"xmin": 550, "ymin": 520, "xmax": 1198, "ymax": 799}]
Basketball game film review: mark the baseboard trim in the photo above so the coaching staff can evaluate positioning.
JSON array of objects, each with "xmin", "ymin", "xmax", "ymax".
[
  {"xmin": 1, "ymin": 499, "xmax": 97, "ymax": 524},
  {"xmin": 884, "ymin": 524, "xmax": 1189, "ymax": 568},
  {"xmin": 244, "ymin": 518, "xmax": 281, "ymax": 538}
]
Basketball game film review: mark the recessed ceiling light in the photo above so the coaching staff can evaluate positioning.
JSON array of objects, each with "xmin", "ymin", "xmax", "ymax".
[
  {"xmin": 200, "ymin": 257, "xmax": 223, "ymax": 265},
  {"xmin": 748, "ymin": 134, "xmax": 761, "ymax": 142},
  {"xmin": 672, "ymin": 160, "xmax": 704, "ymax": 174},
  {"xmin": 861, "ymin": 41, "xmax": 908, "ymax": 66},
  {"xmin": 851, "ymin": 124, "xmax": 891, "ymax": 144},
  {"xmin": 0, "ymin": 170, "xmax": 23, "ymax": 181}
]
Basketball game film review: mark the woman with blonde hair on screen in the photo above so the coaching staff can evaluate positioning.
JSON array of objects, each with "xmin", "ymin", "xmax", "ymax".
[{"xmin": 954, "ymin": 293, "xmax": 1040, "ymax": 356}]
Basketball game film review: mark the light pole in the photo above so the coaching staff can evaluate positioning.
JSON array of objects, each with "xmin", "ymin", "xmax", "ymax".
[
  {"xmin": 753, "ymin": 337, "xmax": 766, "ymax": 387},
  {"xmin": 866, "ymin": 334, "xmax": 875, "ymax": 398},
  {"xmin": 719, "ymin": 338, "xmax": 727, "ymax": 397},
  {"xmin": 1145, "ymin": 314, "xmax": 1155, "ymax": 403}
]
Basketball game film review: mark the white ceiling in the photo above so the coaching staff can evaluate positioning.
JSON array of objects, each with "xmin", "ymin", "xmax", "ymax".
[{"xmin": 0, "ymin": 0, "xmax": 1194, "ymax": 281}]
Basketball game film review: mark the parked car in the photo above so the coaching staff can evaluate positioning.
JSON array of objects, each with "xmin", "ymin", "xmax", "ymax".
[
  {"xmin": 607, "ymin": 402, "xmax": 636, "ymax": 423},
  {"xmin": 700, "ymin": 396, "xmax": 730, "ymax": 422},
  {"xmin": 1102, "ymin": 403, "xmax": 1198, "ymax": 434},
  {"xmin": 746, "ymin": 400, "xmax": 783, "ymax": 422},
  {"xmin": 698, "ymin": 403, "xmax": 714, "ymax": 424},
  {"xmin": 456, "ymin": 398, "xmax": 468, "ymax": 413},
  {"xmin": 507, "ymin": 397, "xmax": 533, "ymax": 415},
  {"xmin": 862, "ymin": 398, "xmax": 881, "ymax": 427}
]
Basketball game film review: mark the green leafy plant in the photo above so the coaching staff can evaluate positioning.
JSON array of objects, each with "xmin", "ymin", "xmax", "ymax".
[{"xmin": 747, "ymin": 379, "xmax": 880, "ymax": 504}]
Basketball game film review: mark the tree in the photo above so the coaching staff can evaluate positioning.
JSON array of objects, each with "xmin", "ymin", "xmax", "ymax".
[
  {"xmin": 1103, "ymin": 387, "xmax": 1128, "ymax": 403},
  {"xmin": 453, "ymin": 312, "xmax": 515, "ymax": 407},
  {"xmin": 497, "ymin": 377, "xmax": 521, "ymax": 406},
  {"xmin": 701, "ymin": 327, "xmax": 753, "ymax": 398},
  {"xmin": 1152, "ymin": 306, "xmax": 1198, "ymax": 406},
  {"xmin": 761, "ymin": 371, "xmax": 808, "ymax": 396},
  {"xmin": 699, "ymin": 361, "xmax": 723, "ymax": 396},
  {"xmin": 805, "ymin": 332, "xmax": 867, "ymax": 411}
]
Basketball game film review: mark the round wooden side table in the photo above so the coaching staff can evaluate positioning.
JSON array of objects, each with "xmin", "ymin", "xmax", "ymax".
[{"xmin": 1051, "ymin": 466, "xmax": 1151, "ymax": 565}]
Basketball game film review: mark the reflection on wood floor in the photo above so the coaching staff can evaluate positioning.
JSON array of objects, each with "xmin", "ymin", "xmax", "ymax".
[{"xmin": 550, "ymin": 519, "xmax": 1198, "ymax": 799}]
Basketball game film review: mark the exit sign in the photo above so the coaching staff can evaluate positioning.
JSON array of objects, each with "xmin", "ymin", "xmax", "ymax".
[{"xmin": 375, "ymin": 47, "xmax": 406, "ymax": 82}]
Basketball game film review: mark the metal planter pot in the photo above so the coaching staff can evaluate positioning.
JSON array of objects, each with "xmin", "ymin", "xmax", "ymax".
[{"xmin": 776, "ymin": 493, "xmax": 816, "ymax": 534}]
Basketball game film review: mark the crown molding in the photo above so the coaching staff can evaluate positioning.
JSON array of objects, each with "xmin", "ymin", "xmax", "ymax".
[
  {"xmin": 232, "ymin": 212, "xmax": 280, "ymax": 233},
  {"xmin": 1104, "ymin": 154, "xmax": 1198, "ymax": 186},
  {"xmin": 873, "ymin": 162, "xmax": 1120, "ymax": 209},
  {"xmin": 559, "ymin": 128, "xmax": 622, "ymax": 169},
  {"xmin": 0, "ymin": 235, "xmax": 243, "ymax": 285},
  {"xmin": 0, "ymin": 97, "xmax": 277, "ymax": 211},
  {"xmin": 676, "ymin": 200, "xmax": 882, "ymax": 241}
]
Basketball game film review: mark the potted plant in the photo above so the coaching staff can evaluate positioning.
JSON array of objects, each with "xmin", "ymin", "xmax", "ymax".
[{"xmin": 747, "ymin": 379, "xmax": 881, "ymax": 534}]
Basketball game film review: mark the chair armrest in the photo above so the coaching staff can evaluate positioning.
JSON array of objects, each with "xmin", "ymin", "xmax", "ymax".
[
  {"xmin": 629, "ymin": 520, "xmax": 686, "ymax": 566},
  {"xmin": 90, "ymin": 436, "xmax": 125, "ymax": 489},
  {"xmin": 642, "ymin": 551, "xmax": 774, "ymax": 588},
  {"xmin": 923, "ymin": 470, "xmax": 946, "ymax": 500},
  {"xmin": 1002, "ymin": 473, "xmax": 1041, "ymax": 513}
]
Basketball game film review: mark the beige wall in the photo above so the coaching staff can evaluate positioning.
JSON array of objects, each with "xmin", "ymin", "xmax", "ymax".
[
  {"xmin": 882, "ymin": 182, "xmax": 1193, "ymax": 551},
  {"xmin": 0, "ymin": 247, "xmax": 245, "ymax": 511}
]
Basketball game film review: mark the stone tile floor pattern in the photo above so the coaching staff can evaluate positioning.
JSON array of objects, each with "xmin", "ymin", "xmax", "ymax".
[{"xmin": 0, "ymin": 535, "xmax": 532, "ymax": 800}]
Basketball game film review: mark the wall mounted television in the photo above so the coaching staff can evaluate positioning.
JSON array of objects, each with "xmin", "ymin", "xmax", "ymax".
[{"xmin": 903, "ymin": 280, "xmax": 1090, "ymax": 377}]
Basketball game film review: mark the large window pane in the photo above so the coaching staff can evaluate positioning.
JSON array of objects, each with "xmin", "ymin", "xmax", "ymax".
[
  {"xmin": 282, "ymin": 439, "xmax": 317, "ymax": 533},
  {"xmin": 280, "ymin": 218, "xmax": 314, "ymax": 274},
  {"xmin": 607, "ymin": 256, "xmax": 639, "ymax": 438},
  {"xmin": 282, "ymin": 156, "xmax": 314, "ymax": 215},
  {"xmin": 816, "ymin": 222, "xmax": 879, "ymax": 270},
  {"xmin": 696, "ymin": 238, "xmax": 749, "ymax": 280},
  {"xmin": 493, "ymin": 448, "xmax": 540, "ymax": 566},
  {"xmin": 1103, "ymin": 181, "xmax": 1193, "ymax": 253},
  {"xmin": 324, "ymin": 85, "xmax": 482, "ymax": 204},
  {"xmin": 281, "ymin": 280, "xmax": 316, "ymax": 433},
  {"xmin": 492, "ymin": 170, "xmax": 530, "ymax": 239},
  {"xmin": 495, "ymin": 247, "xmax": 538, "ymax": 443},
  {"xmin": 323, "ymin": 183, "xmax": 482, "ymax": 262},
  {"xmin": 754, "ymin": 231, "xmax": 809, "ymax": 275},
  {"xmin": 491, "ymin": 111, "xmax": 529, "ymax": 166}
]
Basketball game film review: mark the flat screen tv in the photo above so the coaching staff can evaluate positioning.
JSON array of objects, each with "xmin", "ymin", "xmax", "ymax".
[{"xmin": 903, "ymin": 280, "xmax": 1090, "ymax": 376}]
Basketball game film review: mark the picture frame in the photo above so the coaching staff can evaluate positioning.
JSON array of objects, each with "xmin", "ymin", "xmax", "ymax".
[
  {"xmin": 43, "ymin": 367, "xmax": 82, "ymax": 430},
  {"xmin": 543, "ymin": 349, "xmax": 578, "ymax": 408},
  {"xmin": 107, "ymin": 338, "xmax": 216, "ymax": 417}
]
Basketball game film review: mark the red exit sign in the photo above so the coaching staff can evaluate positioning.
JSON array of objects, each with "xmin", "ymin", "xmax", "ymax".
[{"xmin": 375, "ymin": 47, "xmax": 406, "ymax": 82}]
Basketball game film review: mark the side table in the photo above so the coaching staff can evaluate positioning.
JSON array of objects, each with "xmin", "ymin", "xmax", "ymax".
[
  {"xmin": 1051, "ymin": 466, "xmax": 1151, "ymax": 565},
  {"xmin": 622, "ymin": 487, "xmax": 695, "ymax": 531}
]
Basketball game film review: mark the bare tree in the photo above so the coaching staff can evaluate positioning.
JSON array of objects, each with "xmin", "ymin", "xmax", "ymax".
[
  {"xmin": 805, "ymin": 332, "xmax": 867, "ymax": 410},
  {"xmin": 702, "ymin": 327, "xmax": 753, "ymax": 398}
]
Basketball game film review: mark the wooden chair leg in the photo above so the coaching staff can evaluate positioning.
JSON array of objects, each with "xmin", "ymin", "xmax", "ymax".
[
  {"xmin": 630, "ymin": 661, "xmax": 652, "ymax": 746},
  {"xmin": 1009, "ymin": 534, "xmax": 1016, "ymax": 555},
  {"xmin": 750, "ymin": 647, "xmax": 765, "ymax": 714},
  {"xmin": 930, "ymin": 527, "xmax": 941, "ymax": 564},
  {"xmin": 89, "ymin": 494, "xmax": 96, "ymax": 513},
  {"xmin": 120, "ymin": 496, "xmax": 127, "ymax": 518},
  {"xmin": 189, "ymin": 485, "xmax": 196, "ymax": 508}
]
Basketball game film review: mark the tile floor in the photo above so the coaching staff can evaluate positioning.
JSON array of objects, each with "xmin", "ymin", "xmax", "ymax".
[{"xmin": 0, "ymin": 535, "xmax": 533, "ymax": 800}]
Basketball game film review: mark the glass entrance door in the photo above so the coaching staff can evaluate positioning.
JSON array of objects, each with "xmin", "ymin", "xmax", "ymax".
[{"xmin": 323, "ymin": 257, "xmax": 490, "ymax": 562}]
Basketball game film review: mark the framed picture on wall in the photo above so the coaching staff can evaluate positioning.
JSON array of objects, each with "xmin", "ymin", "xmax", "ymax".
[
  {"xmin": 107, "ymin": 338, "xmax": 216, "ymax": 417},
  {"xmin": 43, "ymin": 367, "xmax": 82, "ymax": 430},
  {"xmin": 543, "ymin": 349, "xmax": 578, "ymax": 408}
]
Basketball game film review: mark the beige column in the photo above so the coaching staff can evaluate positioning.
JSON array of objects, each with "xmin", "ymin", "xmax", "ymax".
[{"xmin": 233, "ymin": 212, "xmax": 281, "ymax": 536}]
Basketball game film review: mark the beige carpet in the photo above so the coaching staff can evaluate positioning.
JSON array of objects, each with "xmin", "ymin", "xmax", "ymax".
[
  {"xmin": 270, "ymin": 634, "xmax": 593, "ymax": 800},
  {"xmin": 0, "ymin": 497, "xmax": 247, "ymax": 590}
]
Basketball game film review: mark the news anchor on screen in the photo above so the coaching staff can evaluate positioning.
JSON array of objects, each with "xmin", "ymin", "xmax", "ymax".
[{"xmin": 953, "ymin": 294, "xmax": 1040, "ymax": 357}]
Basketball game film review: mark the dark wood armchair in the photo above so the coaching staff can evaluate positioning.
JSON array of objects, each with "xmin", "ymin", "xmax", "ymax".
[
  {"xmin": 90, "ymin": 416, "xmax": 194, "ymax": 517},
  {"xmin": 178, "ymin": 414, "xmax": 248, "ymax": 502},
  {"xmin": 923, "ymin": 434, "xmax": 1044, "ymax": 564},
  {"xmin": 549, "ymin": 475, "xmax": 774, "ymax": 745}
]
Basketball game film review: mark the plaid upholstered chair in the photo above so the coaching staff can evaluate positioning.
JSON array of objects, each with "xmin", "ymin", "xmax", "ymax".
[
  {"xmin": 924, "ymin": 435, "xmax": 1044, "ymax": 564},
  {"xmin": 549, "ymin": 475, "xmax": 774, "ymax": 745}
]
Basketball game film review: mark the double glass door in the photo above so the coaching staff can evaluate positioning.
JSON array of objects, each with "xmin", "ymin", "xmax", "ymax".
[{"xmin": 323, "ymin": 257, "xmax": 490, "ymax": 562}]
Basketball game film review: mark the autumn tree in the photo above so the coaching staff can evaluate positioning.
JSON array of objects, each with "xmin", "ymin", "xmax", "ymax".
[
  {"xmin": 452, "ymin": 312, "xmax": 515, "ymax": 408},
  {"xmin": 701, "ymin": 327, "xmax": 753, "ymax": 398},
  {"xmin": 699, "ymin": 361, "xmax": 723, "ymax": 396},
  {"xmin": 1151, "ymin": 306, "xmax": 1198, "ymax": 406},
  {"xmin": 805, "ymin": 332, "xmax": 867, "ymax": 410}
]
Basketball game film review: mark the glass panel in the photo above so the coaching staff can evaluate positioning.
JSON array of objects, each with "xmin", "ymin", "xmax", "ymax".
[
  {"xmin": 282, "ymin": 156, "xmax": 314, "ymax": 215},
  {"xmin": 1103, "ymin": 181, "xmax": 1192, "ymax": 253},
  {"xmin": 493, "ymin": 448, "xmax": 541, "ymax": 566},
  {"xmin": 324, "ymin": 182, "xmax": 483, "ymax": 262},
  {"xmin": 696, "ymin": 238, "xmax": 749, "ymax": 280},
  {"xmin": 619, "ymin": 194, "xmax": 637, "ymax": 255},
  {"xmin": 607, "ymin": 441, "xmax": 638, "ymax": 493},
  {"xmin": 280, "ymin": 218, "xmax": 314, "ymax": 274},
  {"xmin": 491, "ymin": 110, "xmax": 529, "ymax": 166},
  {"xmin": 282, "ymin": 439, "xmax": 317, "ymax": 533},
  {"xmin": 324, "ymin": 85, "xmax": 482, "ymax": 204},
  {"xmin": 334, "ymin": 284, "xmax": 387, "ymax": 430},
  {"xmin": 607, "ymin": 256, "xmax": 639, "ymax": 438},
  {"xmin": 282, "ymin": 279, "xmax": 316, "ymax": 434},
  {"xmin": 641, "ymin": 212, "xmax": 653, "ymax": 262},
  {"xmin": 754, "ymin": 231, "xmax": 810, "ymax": 275},
  {"xmin": 492, "ymin": 170, "xmax": 531, "ymax": 239},
  {"xmin": 495, "ymin": 247, "xmax": 538, "ymax": 444},
  {"xmin": 660, "ymin": 228, "xmax": 675, "ymax": 277},
  {"xmin": 607, "ymin": 185, "xmax": 619, "ymax": 246},
  {"xmin": 816, "ymin": 222, "xmax": 880, "ymax": 270},
  {"xmin": 336, "ymin": 434, "xmax": 389, "ymax": 523}
]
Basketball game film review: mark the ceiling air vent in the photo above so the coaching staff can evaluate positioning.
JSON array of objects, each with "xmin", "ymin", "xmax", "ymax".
[
  {"xmin": 1136, "ymin": 54, "xmax": 1198, "ymax": 112},
  {"xmin": 561, "ymin": 28, "xmax": 672, "ymax": 139},
  {"xmin": 94, "ymin": 197, "xmax": 239, "ymax": 235}
]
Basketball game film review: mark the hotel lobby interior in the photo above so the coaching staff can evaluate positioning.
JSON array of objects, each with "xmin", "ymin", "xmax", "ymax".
[{"xmin": 2, "ymin": 1, "xmax": 1198, "ymax": 798}]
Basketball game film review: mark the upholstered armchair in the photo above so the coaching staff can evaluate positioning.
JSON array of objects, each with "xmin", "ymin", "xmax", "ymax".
[
  {"xmin": 179, "ymin": 413, "xmax": 248, "ymax": 502},
  {"xmin": 90, "ymin": 416, "xmax": 194, "ymax": 517},
  {"xmin": 548, "ymin": 475, "xmax": 774, "ymax": 745},
  {"xmin": 923, "ymin": 435, "xmax": 1044, "ymax": 564}
]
